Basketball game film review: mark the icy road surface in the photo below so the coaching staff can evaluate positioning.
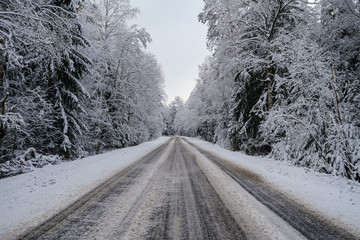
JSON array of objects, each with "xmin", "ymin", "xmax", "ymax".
[{"xmin": 15, "ymin": 137, "xmax": 357, "ymax": 240}]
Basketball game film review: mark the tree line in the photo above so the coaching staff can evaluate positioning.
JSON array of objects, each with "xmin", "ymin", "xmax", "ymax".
[
  {"xmin": 0, "ymin": 0, "xmax": 165, "ymax": 176},
  {"xmin": 171, "ymin": 0, "xmax": 360, "ymax": 181}
]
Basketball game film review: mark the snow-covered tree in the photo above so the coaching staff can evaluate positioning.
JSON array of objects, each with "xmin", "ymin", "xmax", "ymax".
[
  {"xmin": 194, "ymin": 0, "xmax": 360, "ymax": 180},
  {"xmin": 173, "ymin": 56, "xmax": 233, "ymax": 146},
  {"xmin": 0, "ymin": 0, "xmax": 166, "ymax": 175},
  {"xmin": 0, "ymin": 0, "xmax": 91, "ymax": 160},
  {"xmin": 79, "ymin": 0, "xmax": 164, "ymax": 153},
  {"xmin": 199, "ymin": 0, "xmax": 310, "ymax": 154},
  {"xmin": 164, "ymin": 96, "xmax": 184, "ymax": 136}
]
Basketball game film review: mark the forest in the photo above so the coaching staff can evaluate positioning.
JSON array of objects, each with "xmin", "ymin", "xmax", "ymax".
[
  {"xmin": 166, "ymin": 0, "xmax": 360, "ymax": 182},
  {"xmin": 1, "ymin": 0, "xmax": 359, "ymax": 182},
  {"xmin": 0, "ymin": 0, "xmax": 165, "ymax": 176}
]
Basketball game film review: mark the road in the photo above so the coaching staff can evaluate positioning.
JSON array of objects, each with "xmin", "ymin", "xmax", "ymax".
[{"xmin": 18, "ymin": 137, "xmax": 357, "ymax": 240}]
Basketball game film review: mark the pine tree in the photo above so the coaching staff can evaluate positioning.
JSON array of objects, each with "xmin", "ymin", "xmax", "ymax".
[
  {"xmin": 0, "ymin": 0, "xmax": 91, "ymax": 160},
  {"xmin": 40, "ymin": 0, "xmax": 91, "ymax": 159}
]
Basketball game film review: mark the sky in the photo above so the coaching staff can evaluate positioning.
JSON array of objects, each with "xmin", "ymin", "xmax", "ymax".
[{"xmin": 130, "ymin": 0, "xmax": 210, "ymax": 103}]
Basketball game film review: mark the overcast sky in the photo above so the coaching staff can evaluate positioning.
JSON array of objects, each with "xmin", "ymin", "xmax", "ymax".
[{"xmin": 130, "ymin": 0, "xmax": 210, "ymax": 103}]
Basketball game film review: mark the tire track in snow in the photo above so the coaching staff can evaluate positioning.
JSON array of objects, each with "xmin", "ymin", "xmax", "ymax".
[
  {"xmin": 144, "ymin": 138, "xmax": 246, "ymax": 239},
  {"xmin": 17, "ymin": 139, "xmax": 172, "ymax": 240},
  {"xmin": 17, "ymin": 137, "xmax": 245, "ymax": 240},
  {"xmin": 183, "ymin": 138, "xmax": 357, "ymax": 240}
]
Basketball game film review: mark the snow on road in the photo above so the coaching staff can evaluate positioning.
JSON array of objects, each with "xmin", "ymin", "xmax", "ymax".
[
  {"xmin": 1, "ymin": 136, "xmax": 360, "ymax": 239},
  {"xmin": 184, "ymin": 137, "xmax": 360, "ymax": 237},
  {"xmin": 181, "ymin": 139, "xmax": 306, "ymax": 239},
  {"xmin": 0, "ymin": 137, "xmax": 170, "ymax": 239}
]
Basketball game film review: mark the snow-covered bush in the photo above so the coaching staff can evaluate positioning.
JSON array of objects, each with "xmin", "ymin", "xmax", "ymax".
[{"xmin": 0, "ymin": 148, "xmax": 61, "ymax": 178}]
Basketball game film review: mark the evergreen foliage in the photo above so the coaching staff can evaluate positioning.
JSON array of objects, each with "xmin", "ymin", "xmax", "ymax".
[
  {"xmin": 174, "ymin": 0, "xmax": 360, "ymax": 181},
  {"xmin": 0, "ymin": 0, "xmax": 166, "ymax": 177}
]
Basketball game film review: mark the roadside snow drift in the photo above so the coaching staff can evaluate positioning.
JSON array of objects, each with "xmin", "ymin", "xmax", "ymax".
[
  {"xmin": 0, "ymin": 137, "xmax": 169, "ymax": 239},
  {"xmin": 184, "ymin": 137, "xmax": 360, "ymax": 237},
  {"xmin": 1, "ymin": 136, "xmax": 359, "ymax": 239}
]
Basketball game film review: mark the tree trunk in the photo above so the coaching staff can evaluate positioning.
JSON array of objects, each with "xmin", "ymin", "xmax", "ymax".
[
  {"xmin": 330, "ymin": 63, "xmax": 342, "ymax": 124},
  {"xmin": 0, "ymin": 92, "xmax": 10, "ymax": 150},
  {"xmin": 266, "ymin": 65, "xmax": 273, "ymax": 110},
  {"xmin": 0, "ymin": 39, "xmax": 5, "ymax": 85}
]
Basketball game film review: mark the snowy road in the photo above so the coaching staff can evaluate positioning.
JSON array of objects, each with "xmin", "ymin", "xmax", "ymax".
[{"xmin": 18, "ymin": 137, "xmax": 356, "ymax": 240}]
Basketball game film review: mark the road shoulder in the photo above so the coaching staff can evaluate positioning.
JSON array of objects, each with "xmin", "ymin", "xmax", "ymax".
[
  {"xmin": 0, "ymin": 137, "xmax": 170, "ymax": 240},
  {"xmin": 183, "ymin": 137, "xmax": 360, "ymax": 237}
]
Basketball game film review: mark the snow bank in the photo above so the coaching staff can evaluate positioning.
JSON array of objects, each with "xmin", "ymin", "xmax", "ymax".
[
  {"xmin": 184, "ymin": 137, "xmax": 360, "ymax": 236},
  {"xmin": 0, "ymin": 137, "xmax": 170, "ymax": 240}
]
